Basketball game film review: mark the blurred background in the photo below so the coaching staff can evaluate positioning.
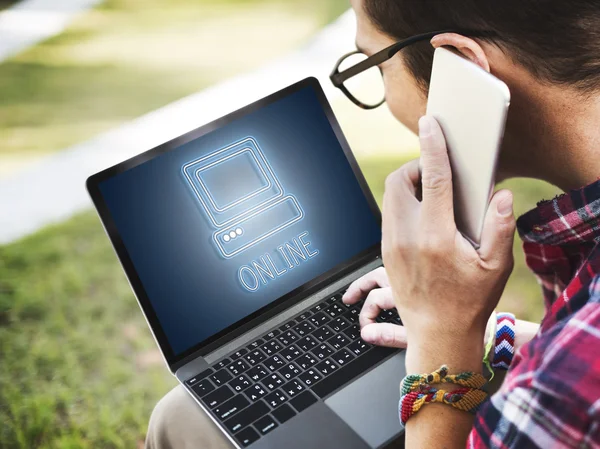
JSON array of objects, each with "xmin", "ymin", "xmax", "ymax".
[{"xmin": 0, "ymin": 0, "xmax": 560, "ymax": 447}]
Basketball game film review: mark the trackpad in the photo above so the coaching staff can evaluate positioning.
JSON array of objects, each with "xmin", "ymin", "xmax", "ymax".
[{"xmin": 325, "ymin": 351, "xmax": 406, "ymax": 448}]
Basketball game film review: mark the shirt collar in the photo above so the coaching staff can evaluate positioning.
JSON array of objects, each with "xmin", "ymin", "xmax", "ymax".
[{"xmin": 517, "ymin": 179, "xmax": 600, "ymax": 246}]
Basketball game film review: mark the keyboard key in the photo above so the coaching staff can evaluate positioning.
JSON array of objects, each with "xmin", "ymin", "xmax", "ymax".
[
  {"xmin": 348, "ymin": 339, "xmax": 371, "ymax": 356},
  {"xmin": 191, "ymin": 378, "xmax": 215, "ymax": 397},
  {"xmin": 235, "ymin": 426, "xmax": 260, "ymax": 447},
  {"xmin": 343, "ymin": 308, "xmax": 360, "ymax": 323},
  {"xmin": 282, "ymin": 379, "xmax": 305, "ymax": 397},
  {"xmin": 278, "ymin": 319, "xmax": 297, "ymax": 332},
  {"xmin": 310, "ymin": 302, "xmax": 327, "ymax": 313},
  {"xmin": 332, "ymin": 348, "xmax": 355, "ymax": 367},
  {"xmin": 264, "ymin": 389, "xmax": 288, "ymax": 408},
  {"xmin": 228, "ymin": 359, "xmax": 250, "ymax": 376},
  {"xmin": 290, "ymin": 390, "xmax": 318, "ymax": 412},
  {"xmin": 244, "ymin": 384, "xmax": 268, "ymax": 402},
  {"xmin": 296, "ymin": 353, "xmax": 318, "ymax": 370},
  {"xmin": 329, "ymin": 334, "xmax": 350, "ymax": 351},
  {"xmin": 297, "ymin": 335, "xmax": 318, "ymax": 352},
  {"xmin": 214, "ymin": 394, "xmax": 250, "ymax": 421},
  {"xmin": 297, "ymin": 311, "xmax": 312, "ymax": 322},
  {"xmin": 313, "ymin": 325, "xmax": 333, "ymax": 342},
  {"xmin": 279, "ymin": 362, "xmax": 301, "ymax": 381},
  {"xmin": 272, "ymin": 403, "xmax": 296, "ymax": 424},
  {"xmin": 313, "ymin": 343, "xmax": 334, "ymax": 360},
  {"xmin": 204, "ymin": 385, "xmax": 234, "ymax": 408},
  {"xmin": 378, "ymin": 309, "xmax": 397, "ymax": 322},
  {"xmin": 264, "ymin": 354, "xmax": 285, "ymax": 372},
  {"xmin": 278, "ymin": 330, "xmax": 299, "ymax": 346},
  {"xmin": 186, "ymin": 368, "xmax": 213, "ymax": 386},
  {"xmin": 263, "ymin": 373, "xmax": 285, "ymax": 390},
  {"xmin": 313, "ymin": 347, "xmax": 396, "ymax": 399},
  {"xmin": 309, "ymin": 312, "xmax": 330, "ymax": 327},
  {"xmin": 254, "ymin": 415, "xmax": 278, "ymax": 435},
  {"xmin": 224, "ymin": 401, "xmax": 269, "ymax": 433},
  {"xmin": 324, "ymin": 303, "xmax": 345, "ymax": 318},
  {"xmin": 326, "ymin": 296, "xmax": 338, "ymax": 304},
  {"xmin": 264, "ymin": 329, "xmax": 281, "ymax": 341},
  {"xmin": 315, "ymin": 359, "xmax": 339, "ymax": 376},
  {"xmin": 230, "ymin": 374, "xmax": 252, "ymax": 393},
  {"xmin": 248, "ymin": 338, "xmax": 265, "ymax": 349},
  {"xmin": 246, "ymin": 364, "xmax": 270, "ymax": 382},
  {"xmin": 214, "ymin": 358, "xmax": 231, "ymax": 370},
  {"xmin": 231, "ymin": 348, "xmax": 248, "ymax": 360},
  {"xmin": 344, "ymin": 324, "xmax": 361, "ymax": 340},
  {"xmin": 295, "ymin": 321, "xmax": 315, "ymax": 337},
  {"xmin": 210, "ymin": 369, "xmax": 233, "ymax": 387},
  {"xmin": 298, "ymin": 368, "xmax": 322, "ymax": 387},
  {"xmin": 262, "ymin": 340, "xmax": 282, "ymax": 356},
  {"xmin": 329, "ymin": 316, "xmax": 351, "ymax": 332},
  {"xmin": 244, "ymin": 349, "xmax": 266, "ymax": 366},
  {"xmin": 280, "ymin": 345, "xmax": 302, "ymax": 362}
]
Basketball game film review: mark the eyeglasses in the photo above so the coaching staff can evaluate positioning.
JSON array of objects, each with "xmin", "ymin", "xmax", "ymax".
[{"xmin": 330, "ymin": 30, "xmax": 465, "ymax": 109}]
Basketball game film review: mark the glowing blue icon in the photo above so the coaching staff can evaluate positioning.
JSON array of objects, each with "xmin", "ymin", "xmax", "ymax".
[{"xmin": 182, "ymin": 137, "xmax": 304, "ymax": 258}]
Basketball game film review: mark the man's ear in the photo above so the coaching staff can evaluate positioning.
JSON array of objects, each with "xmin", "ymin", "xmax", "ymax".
[{"xmin": 430, "ymin": 33, "xmax": 490, "ymax": 72}]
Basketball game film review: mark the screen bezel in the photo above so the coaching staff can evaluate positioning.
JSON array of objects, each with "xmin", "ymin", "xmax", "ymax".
[{"xmin": 86, "ymin": 77, "xmax": 382, "ymax": 371}]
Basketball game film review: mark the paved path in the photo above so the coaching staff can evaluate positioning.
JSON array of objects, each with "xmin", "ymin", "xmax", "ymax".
[
  {"xmin": 0, "ymin": 11, "xmax": 357, "ymax": 244},
  {"xmin": 0, "ymin": 0, "xmax": 102, "ymax": 62}
]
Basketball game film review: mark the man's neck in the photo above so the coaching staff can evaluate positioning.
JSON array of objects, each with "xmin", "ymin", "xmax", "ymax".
[{"xmin": 498, "ymin": 62, "xmax": 600, "ymax": 191}]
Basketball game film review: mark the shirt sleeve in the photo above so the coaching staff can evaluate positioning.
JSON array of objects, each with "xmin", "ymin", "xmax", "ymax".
[{"xmin": 467, "ymin": 276, "xmax": 600, "ymax": 448}]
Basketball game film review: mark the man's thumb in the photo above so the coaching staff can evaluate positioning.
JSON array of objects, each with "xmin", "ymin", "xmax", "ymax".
[
  {"xmin": 479, "ymin": 189, "xmax": 516, "ymax": 265},
  {"xmin": 361, "ymin": 323, "xmax": 407, "ymax": 348}
]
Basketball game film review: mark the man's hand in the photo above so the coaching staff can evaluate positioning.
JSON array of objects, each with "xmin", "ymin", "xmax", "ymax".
[
  {"xmin": 342, "ymin": 267, "xmax": 407, "ymax": 348},
  {"xmin": 383, "ymin": 115, "xmax": 516, "ymax": 374}
]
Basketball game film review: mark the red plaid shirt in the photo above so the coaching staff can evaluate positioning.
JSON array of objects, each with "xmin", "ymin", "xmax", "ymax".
[{"xmin": 469, "ymin": 179, "xmax": 600, "ymax": 448}]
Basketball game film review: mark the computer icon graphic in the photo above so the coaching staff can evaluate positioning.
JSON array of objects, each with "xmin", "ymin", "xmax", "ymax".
[{"xmin": 182, "ymin": 137, "xmax": 304, "ymax": 259}]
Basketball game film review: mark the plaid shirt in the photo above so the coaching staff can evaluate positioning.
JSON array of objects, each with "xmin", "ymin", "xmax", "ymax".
[{"xmin": 468, "ymin": 179, "xmax": 600, "ymax": 448}]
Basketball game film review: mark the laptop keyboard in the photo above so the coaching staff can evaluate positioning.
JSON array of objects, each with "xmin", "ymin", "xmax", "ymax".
[{"xmin": 184, "ymin": 289, "xmax": 401, "ymax": 447}]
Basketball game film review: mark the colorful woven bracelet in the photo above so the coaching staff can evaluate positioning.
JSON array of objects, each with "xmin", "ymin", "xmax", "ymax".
[
  {"xmin": 491, "ymin": 312, "xmax": 516, "ymax": 370},
  {"xmin": 400, "ymin": 365, "xmax": 487, "ymax": 395},
  {"xmin": 399, "ymin": 385, "xmax": 488, "ymax": 425},
  {"xmin": 483, "ymin": 311, "xmax": 498, "ymax": 378}
]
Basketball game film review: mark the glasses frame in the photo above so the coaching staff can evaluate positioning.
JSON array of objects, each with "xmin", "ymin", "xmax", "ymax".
[{"xmin": 330, "ymin": 29, "xmax": 477, "ymax": 109}]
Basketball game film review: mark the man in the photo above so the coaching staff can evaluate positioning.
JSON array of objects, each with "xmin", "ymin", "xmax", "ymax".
[{"xmin": 146, "ymin": 0, "xmax": 600, "ymax": 447}]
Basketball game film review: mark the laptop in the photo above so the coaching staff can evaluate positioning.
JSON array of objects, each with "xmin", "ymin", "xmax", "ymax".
[{"xmin": 87, "ymin": 77, "xmax": 406, "ymax": 449}]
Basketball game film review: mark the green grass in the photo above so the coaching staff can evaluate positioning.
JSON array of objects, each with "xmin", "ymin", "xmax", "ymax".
[
  {"xmin": 0, "ymin": 0, "xmax": 348, "ymax": 159},
  {"xmin": 0, "ymin": 155, "xmax": 560, "ymax": 448}
]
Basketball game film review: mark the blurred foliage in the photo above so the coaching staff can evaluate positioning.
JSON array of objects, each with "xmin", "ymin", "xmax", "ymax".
[
  {"xmin": 0, "ymin": 154, "xmax": 560, "ymax": 447},
  {"xmin": 0, "ymin": 0, "xmax": 348, "ymax": 158}
]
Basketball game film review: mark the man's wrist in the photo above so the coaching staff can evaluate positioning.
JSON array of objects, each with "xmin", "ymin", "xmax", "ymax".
[{"xmin": 405, "ymin": 331, "xmax": 485, "ymax": 375}]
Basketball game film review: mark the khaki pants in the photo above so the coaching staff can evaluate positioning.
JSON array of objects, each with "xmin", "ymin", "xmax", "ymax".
[{"xmin": 146, "ymin": 386, "xmax": 233, "ymax": 449}]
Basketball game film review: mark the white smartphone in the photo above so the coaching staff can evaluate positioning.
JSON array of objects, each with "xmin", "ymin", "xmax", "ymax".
[{"xmin": 426, "ymin": 47, "xmax": 511, "ymax": 247}]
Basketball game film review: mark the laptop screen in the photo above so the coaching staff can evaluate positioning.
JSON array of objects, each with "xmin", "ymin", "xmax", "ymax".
[{"xmin": 96, "ymin": 82, "xmax": 381, "ymax": 361}]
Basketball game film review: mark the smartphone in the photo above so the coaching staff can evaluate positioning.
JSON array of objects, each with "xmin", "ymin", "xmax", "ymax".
[{"xmin": 426, "ymin": 47, "xmax": 511, "ymax": 247}]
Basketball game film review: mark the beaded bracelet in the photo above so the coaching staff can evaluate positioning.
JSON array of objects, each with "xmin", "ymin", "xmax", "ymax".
[
  {"xmin": 491, "ymin": 312, "xmax": 516, "ymax": 370},
  {"xmin": 399, "ymin": 385, "xmax": 488, "ymax": 425},
  {"xmin": 401, "ymin": 365, "xmax": 487, "ymax": 395}
]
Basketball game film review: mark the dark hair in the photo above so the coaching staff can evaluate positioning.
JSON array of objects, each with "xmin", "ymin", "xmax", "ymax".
[{"xmin": 363, "ymin": 0, "xmax": 600, "ymax": 92}]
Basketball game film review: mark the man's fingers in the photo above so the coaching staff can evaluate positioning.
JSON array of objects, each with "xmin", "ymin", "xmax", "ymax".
[
  {"xmin": 342, "ymin": 267, "xmax": 389, "ymax": 304},
  {"xmin": 359, "ymin": 288, "xmax": 395, "ymax": 328},
  {"xmin": 479, "ymin": 189, "xmax": 516, "ymax": 266},
  {"xmin": 418, "ymin": 116, "xmax": 454, "ymax": 224},
  {"xmin": 361, "ymin": 323, "xmax": 407, "ymax": 348}
]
